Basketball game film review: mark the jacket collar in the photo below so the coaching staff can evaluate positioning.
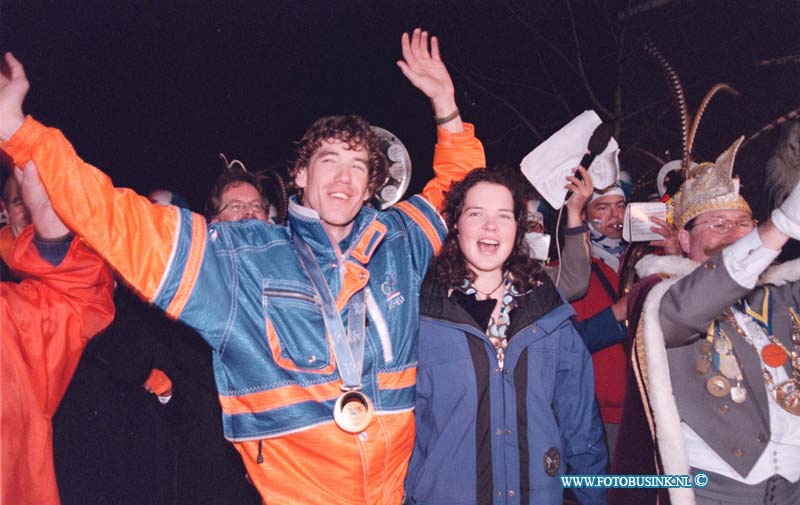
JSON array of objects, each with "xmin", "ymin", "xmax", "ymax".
[
  {"xmin": 420, "ymin": 274, "xmax": 568, "ymax": 338},
  {"xmin": 287, "ymin": 196, "xmax": 379, "ymax": 262}
]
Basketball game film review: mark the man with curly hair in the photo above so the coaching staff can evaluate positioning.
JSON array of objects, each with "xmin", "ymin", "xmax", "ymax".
[{"xmin": 0, "ymin": 28, "xmax": 485, "ymax": 504}]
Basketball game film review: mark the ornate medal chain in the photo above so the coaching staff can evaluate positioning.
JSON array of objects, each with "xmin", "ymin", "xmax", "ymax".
[
  {"xmin": 696, "ymin": 321, "xmax": 746, "ymax": 403},
  {"xmin": 723, "ymin": 309, "xmax": 800, "ymax": 416}
]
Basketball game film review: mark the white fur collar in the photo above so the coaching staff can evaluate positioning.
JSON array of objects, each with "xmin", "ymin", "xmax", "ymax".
[
  {"xmin": 639, "ymin": 276, "xmax": 696, "ymax": 505},
  {"xmin": 635, "ymin": 254, "xmax": 800, "ymax": 287},
  {"xmin": 635, "ymin": 254, "xmax": 698, "ymax": 279},
  {"xmin": 758, "ymin": 257, "xmax": 800, "ymax": 286}
]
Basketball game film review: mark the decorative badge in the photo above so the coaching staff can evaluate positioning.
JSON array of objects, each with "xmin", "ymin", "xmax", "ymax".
[
  {"xmin": 706, "ymin": 375, "xmax": 731, "ymax": 397},
  {"xmin": 543, "ymin": 447, "xmax": 561, "ymax": 477}
]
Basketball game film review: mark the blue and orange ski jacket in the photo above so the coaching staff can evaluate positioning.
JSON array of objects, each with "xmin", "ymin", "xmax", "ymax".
[{"xmin": 2, "ymin": 117, "xmax": 484, "ymax": 504}]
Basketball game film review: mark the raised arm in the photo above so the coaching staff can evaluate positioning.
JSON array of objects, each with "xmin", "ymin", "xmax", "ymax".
[
  {"xmin": 556, "ymin": 166, "xmax": 593, "ymax": 299},
  {"xmin": 659, "ymin": 221, "xmax": 788, "ymax": 348},
  {"xmin": 397, "ymin": 30, "xmax": 485, "ymax": 210},
  {"xmin": 0, "ymin": 53, "xmax": 206, "ymax": 311}
]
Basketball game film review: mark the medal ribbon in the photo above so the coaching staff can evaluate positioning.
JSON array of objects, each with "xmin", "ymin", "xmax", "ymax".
[
  {"xmin": 739, "ymin": 288, "xmax": 773, "ymax": 335},
  {"xmin": 292, "ymin": 233, "xmax": 367, "ymax": 390}
]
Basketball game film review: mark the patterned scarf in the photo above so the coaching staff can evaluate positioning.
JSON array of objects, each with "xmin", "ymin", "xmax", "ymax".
[
  {"xmin": 462, "ymin": 273, "xmax": 519, "ymax": 368},
  {"xmin": 588, "ymin": 222, "xmax": 627, "ymax": 272}
]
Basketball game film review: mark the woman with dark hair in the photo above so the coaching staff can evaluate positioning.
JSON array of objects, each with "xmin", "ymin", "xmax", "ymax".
[{"xmin": 405, "ymin": 166, "xmax": 608, "ymax": 505}]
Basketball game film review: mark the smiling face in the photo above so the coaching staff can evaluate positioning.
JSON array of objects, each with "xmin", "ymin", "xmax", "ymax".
[
  {"xmin": 294, "ymin": 139, "xmax": 371, "ymax": 243},
  {"xmin": 456, "ymin": 182, "xmax": 517, "ymax": 281},
  {"xmin": 678, "ymin": 209, "xmax": 754, "ymax": 263},
  {"xmin": 211, "ymin": 182, "xmax": 268, "ymax": 224},
  {"xmin": 585, "ymin": 194, "xmax": 626, "ymax": 239}
]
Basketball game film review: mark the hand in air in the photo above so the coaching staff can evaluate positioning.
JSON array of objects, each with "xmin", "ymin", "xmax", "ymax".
[{"xmin": 0, "ymin": 52, "xmax": 29, "ymax": 141}]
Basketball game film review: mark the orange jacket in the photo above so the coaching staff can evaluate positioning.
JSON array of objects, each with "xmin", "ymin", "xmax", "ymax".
[{"xmin": 1, "ymin": 227, "xmax": 114, "ymax": 505}]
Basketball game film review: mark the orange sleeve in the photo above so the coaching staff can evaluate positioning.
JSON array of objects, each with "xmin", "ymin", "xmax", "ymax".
[
  {"xmin": 421, "ymin": 122, "xmax": 486, "ymax": 211},
  {"xmin": 1, "ymin": 116, "xmax": 184, "ymax": 300},
  {"xmin": 3, "ymin": 227, "xmax": 115, "ymax": 414}
]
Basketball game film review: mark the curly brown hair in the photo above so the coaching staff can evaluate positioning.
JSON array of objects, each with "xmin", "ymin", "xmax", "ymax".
[
  {"xmin": 431, "ymin": 166, "xmax": 547, "ymax": 293},
  {"xmin": 289, "ymin": 115, "xmax": 388, "ymax": 200}
]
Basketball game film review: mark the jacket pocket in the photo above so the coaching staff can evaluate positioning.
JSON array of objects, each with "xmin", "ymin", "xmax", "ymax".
[{"xmin": 262, "ymin": 279, "xmax": 334, "ymax": 373}]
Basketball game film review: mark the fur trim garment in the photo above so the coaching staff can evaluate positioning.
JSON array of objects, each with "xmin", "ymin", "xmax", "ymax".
[{"xmin": 632, "ymin": 253, "xmax": 800, "ymax": 505}]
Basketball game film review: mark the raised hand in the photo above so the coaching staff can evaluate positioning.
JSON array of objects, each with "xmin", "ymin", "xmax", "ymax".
[
  {"xmin": 0, "ymin": 52, "xmax": 29, "ymax": 141},
  {"xmin": 564, "ymin": 166, "xmax": 593, "ymax": 227},
  {"xmin": 648, "ymin": 216, "xmax": 680, "ymax": 255},
  {"xmin": 15, "ymin": 161, "xmax": 69, "ymax": 240},
  {"xmin": 397, "ymin": 28, "xmax": 461, "ymax": 131}
]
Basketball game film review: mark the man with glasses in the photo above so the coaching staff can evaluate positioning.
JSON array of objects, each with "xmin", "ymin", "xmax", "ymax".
[
  {"xmin": 611, "ymin": 137, "xmax": 800, "ymax": 505},
  {"xmin": 205, "ymin": 164, "xmax": 271, "ymax": 223}
]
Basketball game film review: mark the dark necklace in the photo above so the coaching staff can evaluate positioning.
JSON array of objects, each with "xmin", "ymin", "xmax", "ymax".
[{"xmin": 472, "ymin": 277, "xmax": 504, "ymax": 298}]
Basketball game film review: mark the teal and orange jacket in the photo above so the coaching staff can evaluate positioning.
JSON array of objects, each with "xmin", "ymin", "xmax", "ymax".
[{"xmin": 2, "ymin": 117, "xmax": 484, "ymax": 504}]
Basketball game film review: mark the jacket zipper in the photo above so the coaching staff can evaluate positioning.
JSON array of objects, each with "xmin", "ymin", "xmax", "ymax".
[{"xmin": 262, "ymin": 289, "xmax": 320, "ymax": 304}]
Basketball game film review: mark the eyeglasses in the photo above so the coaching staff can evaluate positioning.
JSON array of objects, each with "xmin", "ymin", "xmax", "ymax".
[
  {"xmin": 218, "ymin": 200, "xmax": 267, "ymax": 215},
  {"xmin": 689, "ymin": 217, "xmax": 757, "ymax": 235}
]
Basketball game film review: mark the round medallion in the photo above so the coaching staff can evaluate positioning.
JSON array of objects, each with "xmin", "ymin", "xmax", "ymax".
[
  {"xmin": 333, "ymin": 390, "xmax": 375, "ymax": 433},
  {"xmin": 774, "ymin": 379, "xmax": 800, "ymax": 416},
  {"xmin": 543, "ymin": 447, "xmax": 561, "ymax": 477},
  {"xmin": 706, "ymin": 375, "xmax": 731, "ymax": 398},
  {"xmin": 761, "ymin": 343, "xmax": 787, "ymax": 368},
  {"xmin": 697, "ymin": 339, "xmax": 713, "ymax": 354}
]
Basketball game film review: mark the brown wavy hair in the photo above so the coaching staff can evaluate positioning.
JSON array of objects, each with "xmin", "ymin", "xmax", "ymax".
[
  {"xmin": 431, "ymin": 166, "xmax": 547, "ymax": 293},
  {"xmin": 289, "ymin": 115, "xmax": 388, "ymax": 200}
]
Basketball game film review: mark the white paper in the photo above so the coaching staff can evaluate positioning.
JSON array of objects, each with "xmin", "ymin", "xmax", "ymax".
[
  {"xmin": 623, "ymin": 202, "xmax": 668, "ymax": 242},
  {"xmin": 520, "ymin": 110, "xmax": 619, "ymax": 209},
  {"xmin": 524, "ymin": 232, "xmax": 551, "ymax": 261}
]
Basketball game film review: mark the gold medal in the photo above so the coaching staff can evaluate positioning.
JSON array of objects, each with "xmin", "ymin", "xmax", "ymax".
[
  {"xmin": 706, "ymin": 375, "xmax": 731, "ymax": 397},
  {"xmin": 333, "ymin": 390, "xmax": 375, "ymax": 433},
  {"xmin": 695, "ymin": 358, "xmax": 711, "ymax": 375},
  {"xmin": 774, "ymin": 379, "xmax": 800, "ymax": 416},
  {"xmin": 730, "ymin": 384, "xmax": 747, "ymax": 403}
]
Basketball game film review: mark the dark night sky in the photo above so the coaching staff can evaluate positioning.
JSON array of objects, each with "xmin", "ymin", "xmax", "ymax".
[{"xmin": 2, "ymin": 1, "xmax": 798, "ymax": 214}]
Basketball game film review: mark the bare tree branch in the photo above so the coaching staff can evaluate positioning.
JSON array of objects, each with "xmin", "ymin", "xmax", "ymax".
[
  {"xmin": 483, "ymin": 123, "xmax": 527, "ymax": 146},
  {"xmin": 462, "ymin": 66, "xmax": 573, "ymax": 117},
  {"xmin": 565, "ymin": 0, "xmax": 612, "ymax": 117},
  {"xmin": 454, "ymin": 67, "xmax": 544, "ymax": 141},
  {"xmin": 505, "ymin": 0, "xmax": 581, "ymax": 77},
  {"xmin": 756, "ymin": 55, "xmax": 800, "ymax": 66},
  {"xmin": 629, "ymin": 146, "xmax": 667, "ymax": 166},
  {"xmin": 618, "ymin": 0, "xmax": 681, "ymax": 21},
  {"xmin": 621, "ymin": 95, "xmax": 676, "ymax": 123}
]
